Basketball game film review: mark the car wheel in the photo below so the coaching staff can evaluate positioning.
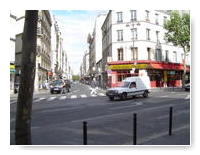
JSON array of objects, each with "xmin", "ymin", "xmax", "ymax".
[
  {"xmin": 121, "ymin": 93, "xmax": 127, "ymax": 101},
  {"xmin": 50, "ymin": 91, "xmax": 54, "ymax": 94},
  {"xmin": 109, "ymin": 97, "xmax": 114, "ymax": 100},
  {"xmin": 143, "ymin": 91, "xmax": 148, "ymax": 98}
]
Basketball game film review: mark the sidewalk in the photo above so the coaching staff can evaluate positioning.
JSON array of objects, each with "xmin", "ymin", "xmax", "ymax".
[
  {"xmin": 140, "ymin": 125, "xmax": 190, "ymax": 145},
  {"xmin": 10, "ymin": 89, "xmax": 49, "ymax": 98}
]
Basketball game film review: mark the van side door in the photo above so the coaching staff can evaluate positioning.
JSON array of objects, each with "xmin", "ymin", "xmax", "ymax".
[{"xmin": 129, "ymin": 82, "xmax": 137, "ymax": 96}]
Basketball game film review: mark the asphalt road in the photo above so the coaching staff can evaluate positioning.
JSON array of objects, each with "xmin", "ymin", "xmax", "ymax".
[{"xmin": 10, "ymin": 82, "xmax": 190, "ymax": 145}]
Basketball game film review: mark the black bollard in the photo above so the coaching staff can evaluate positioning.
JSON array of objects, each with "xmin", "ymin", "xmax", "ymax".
[
  {"xmin": 83, "ymin": 121, "xmax": 87, "ymax": 145},
  {"xmin": 169, "ymin": 107, "xmax": 173, "ymax": 136},
  {"xmin": 133, "ymin": 113, "xmax": 137, "ymax": 145}
]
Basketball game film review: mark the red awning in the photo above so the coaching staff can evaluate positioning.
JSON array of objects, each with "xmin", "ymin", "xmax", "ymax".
[{"xmin": 150, "ymin": 63, "xmax": 190, "ymax": 71}]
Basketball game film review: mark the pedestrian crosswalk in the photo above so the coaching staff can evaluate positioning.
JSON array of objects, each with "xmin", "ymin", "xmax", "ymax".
[{"xmin": 10, "ymin": 93, "xmax": 106, "ymax": 104}]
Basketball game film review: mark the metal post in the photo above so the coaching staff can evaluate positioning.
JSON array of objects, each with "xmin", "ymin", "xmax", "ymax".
[
  {"xmin": 83, "ymin": 121, "xmax": 87, "ymax": 145},
  {"xmin": 133, "ymin": 113, "xmax": 137, "ymax": 145},
  {"xmin": 169, "ymin": 107, "xmax": 173, "ymax": 136}
]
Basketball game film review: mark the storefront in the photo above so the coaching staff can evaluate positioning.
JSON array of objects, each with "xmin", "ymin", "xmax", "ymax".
[
  {"xmin": 10, "ymin": 63, "xmax": 16, "ymax": 92},
  {"xmin": 106, "ymin": 60, "xmax": 190, "ymax": 88}
]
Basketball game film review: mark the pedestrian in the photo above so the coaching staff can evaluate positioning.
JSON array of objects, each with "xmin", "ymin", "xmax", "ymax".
[
  {"xmin": 61, "ymin": 80, "xmax": 67, "ymax": 94},
  {"xmin": 90, "ymin": 80, "xmax": 98, "ymax": 95}
]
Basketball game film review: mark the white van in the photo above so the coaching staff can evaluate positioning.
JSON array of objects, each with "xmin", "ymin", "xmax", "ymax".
[{"xmin": 106, "ymin": 76, "xmax": 151, "ymax": 100}]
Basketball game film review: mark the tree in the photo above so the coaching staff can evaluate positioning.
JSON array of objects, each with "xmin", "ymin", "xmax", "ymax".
[
  {"xmin": 164, "ymin": 11, "xmax": 190, "ymax": 87},
  {"xmin": 72, "ymin": 75, "xmax": 80, "ymax": 81},
  {"xmin": 15, "ymin": 10, "xmax": 38, "ymax": 145}
]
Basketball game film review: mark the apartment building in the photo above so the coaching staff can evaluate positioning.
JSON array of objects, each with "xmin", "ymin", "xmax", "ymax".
[
  {"xmin": 10, "ymin": 11, "xmax": 17, "ymax": 93},
  {"xmin": 87, "ymin": 13, "xmax": 107, "ymax": 86},
  {"xmin": 102, "ymin": 10, "xmax": 190, "ymax": 88},
  {"xmin": 14, "ymin": 10, "xmax": 52, "ymax": 91}
]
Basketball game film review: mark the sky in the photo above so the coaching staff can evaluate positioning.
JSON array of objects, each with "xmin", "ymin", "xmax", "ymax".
[{"xmin": 50, "ymin": 10, "xmax": 108, "ymax": 75}]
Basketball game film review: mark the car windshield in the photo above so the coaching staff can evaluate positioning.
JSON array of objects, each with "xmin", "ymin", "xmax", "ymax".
[
  {"xmin": 117, "ymin": 82, "xmax": 130, "ymax": 88},
  {"xmin": 51, "ymin": 80, "xmax": 62, "ymax": 85}
]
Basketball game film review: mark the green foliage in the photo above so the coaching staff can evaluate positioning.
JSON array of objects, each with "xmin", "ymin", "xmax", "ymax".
[
  {"xmin": 72, "ymin": 75, "xmax": 80, "ymax": 81},
  {"xmin": 164, "ymin": 11, "xmax": 190, "ymax": 53}
]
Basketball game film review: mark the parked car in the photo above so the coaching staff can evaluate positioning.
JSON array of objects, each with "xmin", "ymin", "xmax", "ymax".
[
  {"xmin": 184, "ymin": 83, "xmax": 190, "ymax": 91},
  {"xmin": 106, "ymin": 76, "xmax": 151, "ymax": 101},
  {"xmin": 50, "ymin": 80, "xmax": 64, "ymax": 94}
]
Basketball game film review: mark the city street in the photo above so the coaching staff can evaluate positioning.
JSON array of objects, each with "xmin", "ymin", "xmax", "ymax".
[{"xmin": 10, "ymin": 82, "xmax": 190, "ymax": 145}]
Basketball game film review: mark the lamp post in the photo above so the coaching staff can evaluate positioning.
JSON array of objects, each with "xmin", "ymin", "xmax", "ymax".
[{"xmin": 126, "ymin": 21, "xmax": 140, "ymax": 60}]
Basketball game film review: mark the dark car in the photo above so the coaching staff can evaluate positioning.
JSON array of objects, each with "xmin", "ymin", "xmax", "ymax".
[
  {"xmin": 50, "ymin": 80, "xmax": 64, "ymax": 94},
  {"xmin": 184, "ymin": 83, "xmax": 190, "ymax": 91}
]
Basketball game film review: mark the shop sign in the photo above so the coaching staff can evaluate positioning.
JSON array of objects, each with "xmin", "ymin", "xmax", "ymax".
[
  {"xmin": 10, "ymin": 64, "xmax": 15, "ymax": 74},
  {"xmin": 109, "ymin": 64, "xmax": 151, "ymax": 70}
]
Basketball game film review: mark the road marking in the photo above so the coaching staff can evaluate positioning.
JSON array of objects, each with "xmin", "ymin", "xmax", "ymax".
[
  {"xmin": 80, "ymin": 94, "xmax": 87, "ymax": 98},
  {"xmin": 110, "ymin": 102, "xmax": 143, "ymax": 110},
  {"xmin": 47, "ymin": 97, "xmax": 56, "ymax": 101},
  {"xmin": 60, "ymin": 96, "xmax": 67, "ymax": 100},
  {"xmin": 185, "ymin": 95, "xmax": 190, "ymax": 100},
  {"xmin": 158, "ymin": 95, "xmax": 169, "ymax": 98},
  {"xmin": 71, "ymin": 95, "xmax": 77, "ymax": 98},
  {"xmin": 156, "ymin": 109, "xmax": 190, "ymax": 119},
  {"xmin": 91, "ymin": 94, "xmax": 97, "ymax": 97},
  {"xmin": 98, "ymin": 93, "xmax": 106, "ymax": 96},
  {"xmin": 34, "ymin": 98, "xmax": 45, "ymax": 102}
]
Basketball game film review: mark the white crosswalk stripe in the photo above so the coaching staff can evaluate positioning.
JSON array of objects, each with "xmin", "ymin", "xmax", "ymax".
[
  {"xmin": 47, "ymin": 96, "xmax": 57, "ymax": 101},
  {"xmin": 60, "ymin": 96, "xmax": 67, "ymax": 100},
  {"xmin": 185, "ymin": 95, "xmax": 190, "ymax": 100},
  {"xmin": 80, "ymin": 94, "xmax": 87, "ymax": 98},
  {"xmin": 98, "ymin": 93, "xmax": 106, "ymax": 96},
  {"xmin": 91, "ymin": 94, "xmax": 97, "ymax": 97},
  {"xmin": 71, "ymin": 95, "xmax": 77, "ymax": 98},
  {"xmin": 34, "ymin": 98, "xmax": 45, "ymax": 102}
]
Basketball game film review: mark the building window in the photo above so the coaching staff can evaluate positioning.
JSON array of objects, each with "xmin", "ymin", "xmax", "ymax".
[
  {"xmin": 131, "ymin": 28, "xmax": 138, "ymax": 40},
  {"xmin": 155, "ymin": 13, "xmax": 159, "ymax": 25},
  {"xmin": 145, "ymin": 10, "xmax": 150, "ymax": 21},
  {"xmin": 181, "ymin": 53, "xmax": 184, "ymax": 63},
  {"xmin": 165, "ymin": 50, "xmax": 169, "ymax": 62},
  {"xmin": 117, "ymin": 30, "xmax": 123, "ymax": 41},
  {"xmin": 117, "ymin": 12, "xmax": 123, "ymax": 23},
  {"xmin": 156, "ymin": 31, "xmax": 160, "ymax": 41},
  {"xmin": 131, "ymin": 47, "xmax": 138, "ymax": 60},
  {"xmin": 118, "ymin": 48, "xmax": 124, "ymax": 60},
  {"xmin": 130, "ymin": 10, "xmax": 137, "ymax": 21},
  {"xmin": 147, "ymin": 47, "xmax": 152, "ymax": 60},
  {"xmin": 156, "ymin": 49, "xmax": 162, "ymax": 61},
  {"xmin": 146, "ymin": 28, "xmax": 150, "ymax": 40},
  {"xmin": 173, "ymin": 51, "xmax": 177, "ymax": 62}
]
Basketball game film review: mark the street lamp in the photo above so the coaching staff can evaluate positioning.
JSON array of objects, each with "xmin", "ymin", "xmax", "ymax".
[{"xmin": 126, "ymin": 21, "xmax": 141, "ymax": 60}]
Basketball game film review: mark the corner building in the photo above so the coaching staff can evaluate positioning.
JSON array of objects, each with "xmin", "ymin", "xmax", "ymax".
[{"xmin": 101, "ymin": 10, "xmax": 190, "ymax": 88}]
